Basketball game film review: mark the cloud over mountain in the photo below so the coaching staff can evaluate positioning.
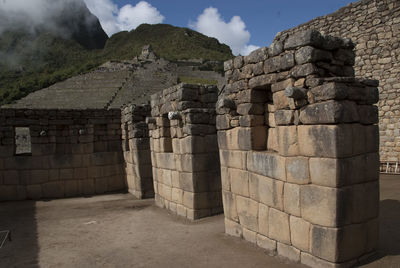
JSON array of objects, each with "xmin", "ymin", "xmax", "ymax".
[
  {"xmin": 190, "ymin": 7, "xmax": 259, "ymax": 55},
  {"xmin": 83, "ymin": 0, "xmax": 165, "ymax": 36}
]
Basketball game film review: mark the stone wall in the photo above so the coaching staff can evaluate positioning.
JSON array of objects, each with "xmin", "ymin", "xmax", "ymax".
[
  {"xmin": 121, "ymin": 104, "xmax": 153, "ymax": 198},
  {"xmin": 277, "ymin": 0, "xmax": 400, "ymax": 161},
  {"xmin": 148, "ymin": 83, "xmax": 222, "ymax": 220},
  {"xmin": 219, "ymin": 30, "xmax": 380, "ymax": 267},
  {"xmin": 0, "ymin": 109, "xmax": 126, "ymax": 201}
]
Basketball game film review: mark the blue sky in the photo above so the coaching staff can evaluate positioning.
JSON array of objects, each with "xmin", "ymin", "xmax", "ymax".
[{"xmin": 84, "ymin": 0, "xmax": 356, "ymax": 55}]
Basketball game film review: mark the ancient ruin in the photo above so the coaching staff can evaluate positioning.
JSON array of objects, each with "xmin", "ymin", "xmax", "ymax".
[
  {"xmin": 277, "ymin": 0, "xmax": 399, "ymax": 162},
  {"xmin": 218, "ymin": 29, "xmax": 380, "ymax": 267},
  {"xmin": 147, "ymin": 83, "xmax": 222, "ymax": 219}
]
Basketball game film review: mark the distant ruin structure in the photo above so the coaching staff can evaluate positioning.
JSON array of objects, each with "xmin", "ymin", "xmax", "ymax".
[
  {"xmin": 219, "ymin": 29, "xmax": 379, "ymax": 267},
  {"xmin": 279, "ymin": 0, "xmax": 400, "ymax": 162}
]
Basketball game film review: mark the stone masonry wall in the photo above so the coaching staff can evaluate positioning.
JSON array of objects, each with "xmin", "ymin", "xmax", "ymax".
[
  {"xmin": 218, "ymin": 30, "xmax": 380, "ymax": 267},
  {"xmin": 278, "ymin": 0, "xmax": 400, "ymax": 161},
  {"xmin": 121, "ymin": 104, "xmax": 153, "ymax": 199},
  {"xmin": 0, "ymin": 109, "xmax": 126, "ymax": 201},
  {"xmin": 148, "ymin": 83, "xmax": 222, "ymax": 220}
]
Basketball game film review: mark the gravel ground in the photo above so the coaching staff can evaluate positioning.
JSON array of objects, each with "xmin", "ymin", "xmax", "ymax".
[{"xmin": 0, "ymin": 175, "xmax": 399, "ymax": 268}]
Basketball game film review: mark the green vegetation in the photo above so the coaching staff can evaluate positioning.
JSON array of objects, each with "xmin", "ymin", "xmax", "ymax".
[
  {"xmin": 0, "ymin": 23, "xmax": 233, "ymax": 105},
  {"xmin": 177, "ymin": 76, "xmax": 218, "ymax": 85}
]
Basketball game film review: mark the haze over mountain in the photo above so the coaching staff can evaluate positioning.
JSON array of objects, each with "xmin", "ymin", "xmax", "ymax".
[{"xmin": 0, "ymin": 0, "xmax": 233, "ymax": 105}]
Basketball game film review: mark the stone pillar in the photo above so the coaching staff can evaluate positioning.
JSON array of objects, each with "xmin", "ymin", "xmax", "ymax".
[
  {"xmin": 148, "ymin": 83, "xmax": 222, "ymax": 220},
  {"xmin": 218, "ymin": 30, "xmax": 379, "ymax": 267},
  {"xmin": 121, "ymin": 104, "xmax": 153, "ymax": 199}
]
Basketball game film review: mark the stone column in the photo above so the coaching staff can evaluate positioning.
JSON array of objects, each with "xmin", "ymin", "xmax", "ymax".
[
  {"xmin": 218, "ymin": 30, "xmax": 379, "ymax": 267},
  {"xmin": 121, "ymin": 104, "xmax": 153, "ymax": 199},
  {"xmin": 148, "ymin": 83, "xmax": 222, "ymax": 220}
]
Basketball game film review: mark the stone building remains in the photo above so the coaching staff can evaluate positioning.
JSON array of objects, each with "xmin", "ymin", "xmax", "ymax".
[{"xmin": 278, "ymin": 0, "xmax": 400, "ymax": 162}]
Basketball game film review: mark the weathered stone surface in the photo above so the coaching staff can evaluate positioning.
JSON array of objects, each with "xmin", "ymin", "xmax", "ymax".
[
  {"xmin": 247, "ymin": 152, "xmax": 286, "ymax": 181},
  {"xmin": 277, "ymin": 126, "xmax": 299, "ymax": 156},
  {"xmin": 225, "ymin": 218, "xmax": 242, "ymax": 238},
  {"xmin": 351, "ymin": 181, "xmax": 379, "ymax": 223},
  {"xmin": 245, "ymin": 47, "xmax": 269, "ymax": 64},
  {"xmin": 258, "ymin": 203, "xmax": 269, "ymax": 237},
  {"xmin": 271, "ymin": 78, "xmax": 294, "ymax": 93},
  {"xmin": 243, "ymin": 228, "xmax": 257, "ymax": 244},
  {"xmin": 295, "ymin": 46, "xmax": 332, "ymax": 64},
  {"xmin": 301, "ymin": 185, "xmax": 350, "ymax": 227},
  {"xmin": 272, "ymin": 91, "xmax": 289, "ymax": 110},
  {"xmin": 298, "ymin": 125, "xmax": 353, "ymax": 158},
  {"xmin": 286, "ymin": 157, "xmax": 309, "ymax": 184},
  {"xmin": 267, "ymin": 128, "xmax": 279, "ymax": 152},
  {"xmin": 269, "ymin": 208, "xmax": 290, "ymax": 244},
  {"xmin": 248, "ymin": 74, "xmax": 277, "ymax": 89},
  {"xmin": 256, "ymin": 234, "xmax": 277, "ymax": 253},
  {"xmin": 239, "ymin": 115, "xmax": 264, "ymax": 127},
  {"xmin": 222, "ymin": 190, "xmax": 238, "ymax": 221},
  {"xmin": 284, "ymin": 30, "xmax": 324, "ymax": 50},
  {"xmin": 237, "ymin": 103, "xmax": 264, "ymax": 115},
  {"xmin": 274, "ymin": 110, "xmax": 295, "ymax": 126},
  {"xmin": 230, "ymin": 168, "xmax": 249, "ymax": 197},
  {"xmin": 236, "ymin": 196, "xmax": 259, "ymax": 232},
  {"xmin": 311, "ymin": 223, "xmax": 367, "ymax": 263},
  {"xmin": 219, "ymin": 149, "xmax": 247, "ymax": 169},
  {"xmin": 283, "ymin": 183, "xmax": 301, "ymax": 216},
  {"xmin": 290, "ymin": 216, "xmax": 310, "ymax": 252},
  {"xmin": 357, "ymin": 105, "xmax": 378, "ymax": 124},
  {"xmin": 252, "ymin": 173, "xmax": 284, "ymax": 209},
  {"xmin": 299, "ymin": 100, "xmax": 359, "ymax": 124},
  {"xmin": 277, "ymin": 243, "xmax": 301, "ymax": 262},
  {"xmin": 290, "ymin": 63, "xmax": 320, "ymax": 78},
  {"xmin": 307, "ymin": 82, "xmax": 348, "ymax": 103},
  {"xmin": 238, "ymin": 127, "xmax": 267, "ymax": 151}
]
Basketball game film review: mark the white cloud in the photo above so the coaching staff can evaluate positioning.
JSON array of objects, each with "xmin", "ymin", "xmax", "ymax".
[
  {"xmin": 83, "ymin": 0, "xmax": 165, "ymax": 36},
  {"xmin": 190, "ymin": 7, "xmax": 259, "ymax": 56}
]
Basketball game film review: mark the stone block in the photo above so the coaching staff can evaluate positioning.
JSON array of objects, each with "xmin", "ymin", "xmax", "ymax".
[
  {"xmin": 256, "ymin": 234, "xmax": 277, "ymax": 253},
  {"xmin": 238, "ymin": 127, "xmax": 267, "ymax": 151},
  {"xmin": 351, "ymin": 181, "xmax": 379, "ymax": 223},
  {"xmin": 26, "ymin": 185, "xmax": 42, "ymax": 199},
  {"xmin": 258, "ymin": 203, "xmax": 269, "ymax": 237},
  {"xmin": 79, "ymin": 179, "xmax": 95, "ymax": 195},
  {"xmin": 237, "ymin": 89, "xmax": 267, "ymax": 103},
  {"xmin": 216, "ymin": 115, "xmax": 231, "ymax": 130},
  {"xmin": 290, "ymin": 63, "xmax": 320, "ymax": 78},
  {"xmin": 274, "ymin": 110, "xmax": 294, "ymax": 126},
  {"xmin": 3, "ymin": 170, "xmax": 19, "ymax": 185},
  {"xmin": 171, "ymin": 188, "xmax": 183, "ymax": 204},
  {"xmin": 237, "ymin": 103, "xmax": 265, "ymax": 115},
  {"xmin": 280, "ymin": 53, "xmax": 295, "ymax": 71},
  {"xmin": 156, "ymin": 153, "xmax": 176, "ymax": 170},
  {"xmin": 220, "ymin": 167, "xmax": 230, "ymax": 191},
  {"xmin": 239, "ymin": 115, "xmax": 264, "ymax": 127},
  {"xmin": 286, "ymin": 157, "xmax": 310, "ymax": 184},
  {"xmin": 267, "ymin": 128, "xmax": 278, "ymax": 152},
  {"xmin": 0, "ymin": 185, "xmax": 17, "ymax": 201},
  {"xmin": 236, "ymin": 195, "xmax": 259, "ymax": 232},
  {"xmin": 225, "ymin": 218, "xmax": 243, "ymax": 238},
  {"xmin": 42, "ymin": 182, "xmax": 64, "ymax": 198},
  {"xmin": 247, "ymin": 151, "xmax": 286, "ymax": 181},
  {"xmin": 284, "ymin": 30, "xmax": 323, "ymax": 50},
  {"xmin": 64, "ymin": 180, "xmax": 79, "ymax": 197},
  {"xmin": 301, "ymin": 185, "xmax": 350, "ymax": 227},
  {"xmin": 272, "ymin": 91, "xmax": 289, "ymax": 110},
  {"xmin": 298, "ymin": 125, "xmax": 353, "ymax": 158},
  {"xmin": 249, "ymin": 74, "xmax": 277, "ymax": 89},
  {"xmin": 307, "ymin": 82, "xmax": 348, "ymax": 103},
  {"xmin": 171, "ymin": 171, "xmax": 180, "ymax": 188},
  {"xmin": 295, "ymin": 46, "xmax": 332, "ymax": 64},
  {"xmin": 283, "ymin": 183, "xmax": 300, "ymax": 216},
  {"xmin": 271, "ymin": 78, "xmax": 294, "ymax": 93},
  {"xmin": 176, "ymin": 204, "xmax": 186, "ymax": 217},
  {"xmin": 230, "ymin": 168, "xmax": 249, "ymax": 197},
  {"xmin": 95, "ymin": 177, "xmax": 108, "ymax": 194},
  {"xmin": 290, "ymin": 216, "xmax": 310, "ymax": 252},
  {"xmin": 277, "ymin": 242, "xmax": 301, "ymax": 262},
  {"xmin": 264, "ymin": 56, "xmax": 281, "ymax": 74},
  {"xmin": 310, "ymin": 223, "xmax": 367, "ymax": 263},
  {"xmin": 219, "ymin": 149, "xmax": 247, "ymax": 170},
  {"xmin": 243, "ymin": 228, "xmax": 257, "ymax": 244},
  {"xmin": 269, "ymin": 208, "xmax": 290, "ymax": 244},
  {"xmin": 357, "ymin": 105, "xmax": 378, "ymax": 125},
  {"xmin": 366, "ymin": 218, "xmax": 379, "ymax": 253},
  {"xmin": 277, "ymin": 126, "xmax": 299, "ymax": 156},
  {"xmin": 299, "ymin": 100, "xmax": 359, "ymax": 124},
  {"xmin": 222, "ymin": 190, "xmax": 238, "ymax": 221}
]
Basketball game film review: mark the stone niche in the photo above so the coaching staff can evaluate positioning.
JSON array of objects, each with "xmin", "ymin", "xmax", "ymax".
[
  {"xmin": 121, "ymin": 104, "xmax": 153, "ymax": 199},
  {"xmin": 148, "ymin": 83, "xmax": 222, "ymax": 220},
  {"xmin": 218, "ymin": 30, "xmax": 379, "ymax": 267}
]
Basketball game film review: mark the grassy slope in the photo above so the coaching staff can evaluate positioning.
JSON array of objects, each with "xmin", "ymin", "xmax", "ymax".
[{"xmin": 0, "ymin": 24, "xmax": 233, "ymax": 105}]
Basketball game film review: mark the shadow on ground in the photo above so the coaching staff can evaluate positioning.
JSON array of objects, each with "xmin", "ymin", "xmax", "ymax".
[{"xmin": 0, "ymin": 201, "xmax": 39, "ymax": 267}]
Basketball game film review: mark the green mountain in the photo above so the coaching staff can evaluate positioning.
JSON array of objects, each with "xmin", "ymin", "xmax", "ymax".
[{"xmin": 0, "ymin": 3, "xmax": 233, "ymax": 106}]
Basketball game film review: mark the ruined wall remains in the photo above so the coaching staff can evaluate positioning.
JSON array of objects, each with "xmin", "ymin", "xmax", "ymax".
[
  {"xmin": 0, "ymin": 109, "xmax": 126, "ymax": 201},
  {"xmin": 219, "ymin": 30, "xmax": 380, "ymax": 267},
  {"xmin": 148, "ymin": 83, "xmax": 222, "ymax": 220},
  {"xmin": 121, "ymin": 104, "xmax": 153, "ymax": 199},
  {"xmin": 278, "ymin": 0, "xmax": 400, "ymax": 161}
]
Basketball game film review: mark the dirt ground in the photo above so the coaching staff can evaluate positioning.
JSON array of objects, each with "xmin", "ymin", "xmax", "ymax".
[{"xmin": 0, "ymin": 175, "xmax": 399, "ymax": 268}]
